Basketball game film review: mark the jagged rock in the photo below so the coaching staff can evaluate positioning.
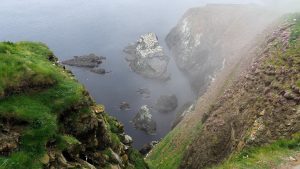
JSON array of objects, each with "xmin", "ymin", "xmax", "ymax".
[
  {"xmin": 155, "ymin": 95, "xmax": 178, "ymax": 113},
  {"xmin": 124, "ymin": 33, "xmax": 170, "ymax": 80},
  {"xmin": 110, "ymin": 149, "xmax": 122, "ymax": 164},
  {"xmin": 166, "ymin": 4, "xmax": 278, "ymax": 93},
  {"xmin": 131, "ymin": 105, "xmax": 156, "ymax": 135},
  {"xmin": 62, "ymin": 53, "xmax": 104, "ymax": 68},
  {"xmin": 122, "ymin": 135, "xmax": 133, "ymax": 145},
  {"xmin": 139, "ymin": 141, "xmax": 158, "ymax": 156},
  {"xmin": 0, "ymin": 133, "xmax": 19, "ymax": 156}
]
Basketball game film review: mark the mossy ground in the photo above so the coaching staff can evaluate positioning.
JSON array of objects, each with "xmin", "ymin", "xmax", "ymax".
[
  {"xmin": 146, "ymin": 123, "xmax": 202, "ymax": 169},
  {"xmin": 0, "ymin": 42, "xmax": 93, "ymax": 169},
  {"xmin": 212, "ymin": 133, "xmax": 300, "ymax": 169}
]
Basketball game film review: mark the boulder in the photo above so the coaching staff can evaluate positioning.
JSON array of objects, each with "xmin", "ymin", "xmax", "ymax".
[
  {"xmin": 155, "ymin": 95, "xmax": 178, "ymax": 113},
  {"xmin": 123, "ymin": 135, "xmax": 133, "ymax": 145},
  {"xmin": 131, "ymin": 105, "xmax": 156, "ymax": 135},
  {"xmin": 124, "ymin": 33, "xmax": 170, "ymax": 80}
]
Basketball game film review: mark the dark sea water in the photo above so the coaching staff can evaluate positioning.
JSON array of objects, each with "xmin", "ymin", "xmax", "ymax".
[{"xmin": 0, "ymin": 0, "xmax": 260, "ymax": 148}]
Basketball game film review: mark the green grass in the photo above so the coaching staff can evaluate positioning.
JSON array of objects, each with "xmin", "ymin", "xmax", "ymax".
[
  {"xmin": 0, "ymin": 42, "xmax": 60, "ymax": 98},
  {"xmin": 289, "ymin": 14, "xmax": 300, "ymax": 43},
  {"xmin": 0, "ymin": 42, "xmax": 90, "ymax": 169},
  {"xmin": 127, "ymin": 149, "xmax": 149, "ymax": 169},
  {"xmin": 212, "ymin": 133, "xmax": 300, "ymax": 169},
  {"xmin": 146, "ymin": 123, "xmax": 202, "ymax": 169}
]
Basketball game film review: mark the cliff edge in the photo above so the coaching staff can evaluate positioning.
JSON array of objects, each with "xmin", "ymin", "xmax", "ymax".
[{"xmin": 0, "ymin": 42, "xmax": 148, "ymax": 169}]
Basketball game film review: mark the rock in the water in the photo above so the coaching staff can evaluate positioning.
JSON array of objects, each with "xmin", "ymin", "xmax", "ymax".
[
  {"xmin": 137, "ymin": 88, "xmax": 151, "ymax": 98},
  {"xmin": 119, "ymin": 102, "xmax": 130, "ymax": 111},
  {"xmin": 139, "ymin": 141, "xmax": 159, "ymax": 156},
  {"xmin": 62, "ymin": 53, "xmax": 104, "ymax": 68},
  {"xmin": 124, "ymin": 33, "xmax": 170, "ymax": 80},
  {"xmin": 155, "ymin": 95, "xmax": 178, "ymax": 113},
  {"xmin": 91, "ymin": 67, "xmax": 107, "ymax": 74},
  {"xmin": 131, "ymin": 105, "xmax": 156, "ymax": 135}
]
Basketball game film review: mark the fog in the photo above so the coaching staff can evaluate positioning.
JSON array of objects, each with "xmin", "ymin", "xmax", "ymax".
[{"xmin": 0, "ymin": 0, "xmax": 299, "ymax": 148}]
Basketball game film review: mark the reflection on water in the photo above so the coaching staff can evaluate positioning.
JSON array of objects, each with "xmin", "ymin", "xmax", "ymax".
[{"xmin": 0, "ymin": 0, "xmax": 260, "ymax": 148}]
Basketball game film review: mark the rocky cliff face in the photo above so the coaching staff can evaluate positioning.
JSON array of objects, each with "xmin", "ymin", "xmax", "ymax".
[
  {"xmin": 166, "ymin": 4, "xmax": 278, "ymax": 94},
  {"xmin": 180, "ymin": 15, "xmax": 300, "ymax": 169},
  {"xmin": 0, "ymin": 42, "xmax": 148, "ymax": 169}
]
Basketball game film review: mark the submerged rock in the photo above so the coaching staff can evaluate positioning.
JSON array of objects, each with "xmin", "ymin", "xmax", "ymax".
[
  {"xmin": 62, "ymin": 53, "xmax": 105, "ymax": 68},
  {"xmin": 131, "ymin": 105, "xmax": 156, "ymax": 135},
  {"xmin": 136, "ymin": 88, "xmax": 151, "ymax": 98},
  {"xmin": 124, "ymin": 33, "xmax": 170, "ymax": 80},
  {"xmin": 91, "ymin": 67, "xmax": 107, "ymax": 74},
  {"xmin": 119, "ymin": 102, "xmax": 130, "ymax": 111},
  {"xmin": 155, "ymin": 95, "xmax": 178, "ymax": 113}
]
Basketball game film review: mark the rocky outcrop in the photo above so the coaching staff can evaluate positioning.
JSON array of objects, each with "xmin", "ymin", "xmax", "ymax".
[
  {"xmin": 131, "ymin": 105, "xmax": 156, "ymax": 135},
  {"xmin": 180, "ymin": 17, "xmax": 300, "ymax": 169},
  {"xmin": 124, "ymin": 33, "xmax": 170, "ymax": 80},
  {"xmin": 166, "ymin": 4, "xmax": 278, "ymax": 94},
  {"xmin": 62, "ymin": 53, "xmax": 105, "ymax": 68},
  {"xmin": 62, "ymin": 54, "xmax": 109, "ymax": 75},
  {"xmin": 155, "ymin": 95, "xmax": 178, "ymax": 113}
]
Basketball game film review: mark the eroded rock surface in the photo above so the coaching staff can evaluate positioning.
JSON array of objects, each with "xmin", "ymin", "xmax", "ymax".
[
  {"xmin": 131, "ymin": 105, "xmax": 156, "ymax": 135},
  {"xmin": 124, "ymin": 33, "xmax": 170, "ymax": 80},
  {"xmin": 166, "ymin": 4, "xmax": 278, "ymax": 93}
]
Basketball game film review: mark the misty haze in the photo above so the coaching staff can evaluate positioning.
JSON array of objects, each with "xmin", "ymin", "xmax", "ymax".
[{"xmin": 0, "ymin": 0, "xmax": 299, "ymax": 169}]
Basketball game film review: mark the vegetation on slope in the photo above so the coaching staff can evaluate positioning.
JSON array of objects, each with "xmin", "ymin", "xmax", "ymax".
[
  {"xmin": 210, "ymin": 13, "xmax": 300, "ymax": 169},
  {"xmin": 146, "ymin": 123, "xmax": 202, "ymax": 169},
  {"xmin": 181, "ymin": 14, "xmax": 300, "ymax": 169},
  {"xmin": 147, "ymin": 13, "xmax": 300, "ymax": 169},
  {"xmin": 212, "ymin": 133, "xmax": 300, "ymax": 169},
  {"xmin": 0, "ymin": 42, "xmax": 147, "ymax": 169}
]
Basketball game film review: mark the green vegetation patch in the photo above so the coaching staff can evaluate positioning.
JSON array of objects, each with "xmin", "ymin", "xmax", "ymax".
[
  {"xmin": 146, "ymin": 123, "xmax": 202, "ymax": 169},
  {"xmin": 212, "ymin": 133, "xmax": 300, "ymax": 169},
  {"xmin": 0, "ymin": 42, "xmax": 89, "ymax": 169}
]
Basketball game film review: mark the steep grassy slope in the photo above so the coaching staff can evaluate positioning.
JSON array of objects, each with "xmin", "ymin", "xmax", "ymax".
[
  {"xmin": 0, "ymin": 42, "xmax": 147, "ymax": 169},
  {"xmin": 181, "ymin": 14, "xmax": 300, "ymax": 169},
  {"xmin": 147, "ymin": 13, "xmax": 300, "ymax": 169}
]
